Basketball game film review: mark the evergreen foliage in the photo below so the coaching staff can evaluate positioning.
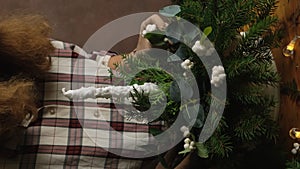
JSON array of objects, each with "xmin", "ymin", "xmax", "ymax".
[{"xmin": 115, "ymin": 0, "xmax": 285, "ymax": 168}]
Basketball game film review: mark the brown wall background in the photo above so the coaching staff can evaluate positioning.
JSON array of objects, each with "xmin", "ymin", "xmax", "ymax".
[
  {"xmin": 273, "ymin": 0, "xmax": 300, "ymax": 150},
  {"xmin": 0, "ymin": 0, "xmax": 171, "ymax": 53}
]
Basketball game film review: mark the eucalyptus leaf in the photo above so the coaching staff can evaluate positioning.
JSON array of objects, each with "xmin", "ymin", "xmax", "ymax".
[
  {"xmin": 179, "ymin": 79, "xmax": 193, "ymax": 100},
  {"xmin": 182, "ymin": 103, "xmax": 200, "ymax": 124},
  {"xmin": 166, "ymin": 21, "xmax": 183, "ymax": 42},
  {"xmin": 166, "ymin": 19, "xmax": 200, "ymax": 44},
  {"xmin": 193, "ymin": 105, "xmax": 205, "ymax": 128},
  {"xmin": 159, "ymin": 5, "xmax": 181, "ymax": 17},
  {"xmin": 167, "ymin": 54, "xmax": 181, "ymax": 62}
]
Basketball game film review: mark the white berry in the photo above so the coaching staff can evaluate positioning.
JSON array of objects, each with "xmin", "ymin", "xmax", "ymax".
[
  {"xmin": 183, "ymin": 130, "xmax": 190, "ymax": 137},
  {"xmin": 291, "ymin": 148, "xmax": 298, "ymax": 155},
  {"xmin": 184, "ymin": 138, "xmax": 191, "ymax": 144},
  {"xmin": 180, "ymin": 126, "xmax": 189, "ymax": 133},
  {"xmin": 184, "ymin": 143, "xmax": 190, "ymax": 149},
  {"xmin": 189, "ymin": 145, "xmax": 195, "ymax": 150},
  {"xmin": 190, "ymin": 141, "xmax": 195, "ymax": 146}
]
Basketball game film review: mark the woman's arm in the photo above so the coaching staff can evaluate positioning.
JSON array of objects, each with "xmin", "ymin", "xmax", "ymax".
[{"xmin": 108, "ymin": 14, "xmax": 166, "ymax": 70}]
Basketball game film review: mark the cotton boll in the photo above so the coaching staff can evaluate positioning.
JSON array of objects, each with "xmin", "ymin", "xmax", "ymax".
[
  {"xmin": 142, "ymin": 24, "xmax": 157, "ymax": 36},
  {"xmin": 213, "ymin": 77, "xmax": 220, "ymax": 83},
  {"xmin": 146, "ymin": 24, "xmax": 157, "ymax": 32},
  {"xmin": 192, "ymin": 40, "xmax": 206, "ymax": 56},
  {"xmin": 181, "ymin": 59, "xmax": 194, "ymax": 70},
  {"xmin": 142, "ymin": 30, "xmax": 147, "ymax": 36},
  {"xmin": 218, "ymin": 74, "xmax": 226, "ymax": 80},
  {"xmin": 211, "ymin": 65, "xmax": 226, "ymax": 87}
]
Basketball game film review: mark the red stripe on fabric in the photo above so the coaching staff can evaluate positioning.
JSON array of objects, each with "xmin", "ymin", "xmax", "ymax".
[
  {"xmin": 45, "ymin": 73, "xmax": 111, "ymax": 84},
  {"xmin": 51, "ymin": 49, "xmax": 79, "ymax": 58},
  {"xmin": 43, "ymin": 101, "xmax": 113, "ymax": 108}
]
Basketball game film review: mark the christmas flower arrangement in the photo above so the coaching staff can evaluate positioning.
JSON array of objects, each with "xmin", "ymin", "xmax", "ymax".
[
  {"xmin": 118, "ymin": 1, "xmax": 283, "ymax": 168},
  {"xmin": 64, "ymin": 0, "xmax": 285, "ymax": 168}
]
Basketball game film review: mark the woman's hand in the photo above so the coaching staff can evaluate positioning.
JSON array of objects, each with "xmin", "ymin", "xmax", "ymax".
[
  {"xmin": 108, "ymin": 14, "xmax": 167, "ymax": 70},
  {"xmin": 134, "ymin": 14, "xmax": 167, "ymax": 52}
]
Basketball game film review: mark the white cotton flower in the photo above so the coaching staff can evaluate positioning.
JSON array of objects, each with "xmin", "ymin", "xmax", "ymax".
[
  {"xmin": 291, "ymin": 148, "xmax": 298, "ymax": 155},
  {"xmin": 184, "ymin": 138, "xmax": 191, "ymax": 144},
  {"xmin": 192, "ymin": 40, "xmax": 206, "ymax": 56},
  {"xmin": 181, "ymin": 59, "xmax": 194, "ymax": 70},
  {"xmin": 146, "ymin": 24, "xmax": 157, "ymax": 32},
  {"xmin": 142, "ymin": 24, "xmax": 157, "ymax": 36},
  {"xmin": 294, "ymin": 143, "xmax": 300, "ymax": 149},
  {"xmin": 183, "ymin": 72, "xmax": 187, "ymax": 77},
  {"xmin": 180, "ymin": 125, "xmax": 189, "ymax": 133},
  {"xmin": 142, "ymin": 30, "xmax": 147, "ymax": 36},
  {"xmin": 184, "ymin": 143, "xmax": 190, "ymax": 149},
  {"xmin": 211, "ymin": 65, "xmax": 226, "ymax": 87}
]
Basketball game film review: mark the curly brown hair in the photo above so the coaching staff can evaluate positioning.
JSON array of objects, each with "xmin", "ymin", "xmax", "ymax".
[
  {"xmin": 0, "ymin": 14, "xmax": 54, "ymax": 141},
  {"xmin": 0, "ymin": 14, "xmax": 54, "ymax": 78}
]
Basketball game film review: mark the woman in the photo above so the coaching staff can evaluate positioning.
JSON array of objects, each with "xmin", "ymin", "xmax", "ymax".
[{"xmin": 0, "ymin": 13, "xmax": 167, "ymax": 168}]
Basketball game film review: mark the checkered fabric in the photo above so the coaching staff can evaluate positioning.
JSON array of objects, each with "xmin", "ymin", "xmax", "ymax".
[{"xmin": 0, "ymin": 40, "xmax": 161, "ymax": 169}]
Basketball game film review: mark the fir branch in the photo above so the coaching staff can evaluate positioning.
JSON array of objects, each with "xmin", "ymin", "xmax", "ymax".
[
  {"xmin": 206, "ymin": 133, "xmax": 233, "ymax": 158},
  {"xmin": 234, "ymin": 114, "xmax": 267, "ymax": 141},
  {"xmin": 246, "ymin": 16, "xmax": 278, "ymax": 41}
]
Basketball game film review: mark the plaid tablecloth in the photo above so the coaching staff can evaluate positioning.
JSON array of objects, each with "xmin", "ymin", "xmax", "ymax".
[{"xmin": 0, "ymin": 40, "xmax": 160, "ymax": 169}]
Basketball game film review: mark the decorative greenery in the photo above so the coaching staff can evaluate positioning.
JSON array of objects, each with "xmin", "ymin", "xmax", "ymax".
[
  {"xmin": 286, "ymin": 159, "xmax": 300, "ymax": 169},
  {"xmin": 115, "ymin": 0, "xmax": 286, "ymax": 168}
]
